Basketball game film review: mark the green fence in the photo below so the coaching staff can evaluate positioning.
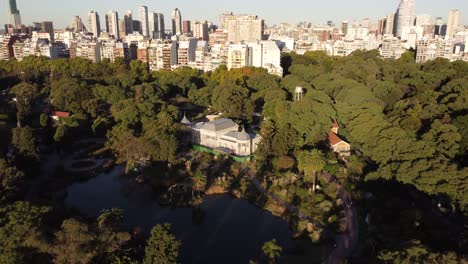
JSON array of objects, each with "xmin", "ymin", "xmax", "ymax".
[{"xmin": 191, "ymin": 145, "xmax": 252, "ymax": 163}]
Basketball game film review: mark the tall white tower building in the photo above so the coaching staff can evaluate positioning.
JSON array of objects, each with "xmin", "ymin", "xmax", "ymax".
[
  {"xmin": 139, "ymin": 6, "xmax": 150, "ymax": 37},
  {"xmin": 106, "ymin": 11, "xmax": 120, "ymax": 39},
  {"xmin": 88, "ymin": 11, "xmax": 101, "ymax": 38},
  {"xmin": 446, "ymin": 10, "xmax": 460, "ymax": 39},
  {"xmin": 394, "ymin": 0, "xmax": 416, "ymax": 38},
  {"xmin": 172, "ymin": 8, "xmax": 182, "ymax": 36}
]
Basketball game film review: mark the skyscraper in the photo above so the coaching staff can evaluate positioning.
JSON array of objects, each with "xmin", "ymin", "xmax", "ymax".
[
  {"xmin": 72, "ymin": 16, "xmax": 85, "ymax": 32},
  {"xmin": 172, "ymin": 8, "xmax": 182, "ymax": 36},
  {"xmin": 138, "ymin": 6, "xmax": 149, "ymax": 37},
  {"xmin": 385, "ymin": 13, "xmax": 395, "ymax": 35},
  {"xmin": 156, "ymin": 13, "xmax": 165, "ymax": 39},
  {"xmin": 183, "ymin": 20, "xmax": 192, "ymax": 35},
  {"xmin": 193, "ymin": 21, "xmax": 209, "ymax": 41},
  {"xmin": 148, "ymin": 12, "xmax": 157, "ymax": 38},
  {"xmin": 88, "ymin": 11, "xmax": 101, "ymax": 38},
  {"xmin": 393, "ymin": 0, "xmax": 416, "ymax": 38},
  {"xmin": 8, "ymin": 0, "xmax": 22, "ymax": 28},
  {"xmin": 105, "ymin": 11, "xmax": 120, "ymax": 39},
  {"xmin": 446, "ymin": 10, "xmax": 460, "ymax": 39},
  {"xmin": 124, "ymin": 11, "xmax": 134, "ymax": 35},
  {"xmin": 41, "ymin": 21, "xmax": 54, "ymax": 41},
  {"xmin": 219, "ymin": 12, "xmax": 234, "ymax": 30}
]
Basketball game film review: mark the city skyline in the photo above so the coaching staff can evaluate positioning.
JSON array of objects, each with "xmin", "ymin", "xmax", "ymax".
[{"xmin": 2, "ymin": 0, "xmax": 467, "ymax": 29}]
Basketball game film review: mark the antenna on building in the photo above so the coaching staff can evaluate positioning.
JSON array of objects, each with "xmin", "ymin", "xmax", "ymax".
[{"xmin": 294, "ymin": 86, "xmax": 304, "ymax": 101}]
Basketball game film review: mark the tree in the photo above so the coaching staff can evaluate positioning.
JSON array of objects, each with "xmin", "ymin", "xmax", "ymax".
[
  {"xmin": 12, "ymin": 126, "xmax": 38, "ymax": 163},
  {"xmin": 378, "ymin": 240, "xmax": 463, "ymax": 264},
  {"xmin": 32, "ymin": 218, "xmax": 130, "ymax": 264},
  {"xmin": 11, "ymin": 83, "xmax": 39, "ymax": 127},
  {"xmin": 261, "ymin": 239, "xmax": 282, "ymax": 264},
  {"xmin": 0, "ymin": 160, "xmax": 25, "ymax": 204},
  {"xmin": 39, "ymin": 113, "xmax": 48, "ymax": 127},
  {"xmin": 297, "ymin": 149, "xmax": 325, "ymax": 192},
  {"xmin": 211, "ymin": 81, "xmax": 254, "ymax": 121},
  {"xmin": 0, "ymin": 202, "xmax": 51, "ymax": 264},
  {"xmin": 191, "ymin": 171, "xmax": 207, "ymax": 198},
  {"xmin": 143, "ymin": 224, "xmax": 180, "ymax": 264},
  {"xmin": 50, "ymin": 78, "xmax": 92, "ymax": 113},
  {"xmin": 97, "ymin": 208, "xmax": 124, "ymax": 231},
  {"xmin": 53, "ymin": 125, "xmax": 67, "ymax": 143}
]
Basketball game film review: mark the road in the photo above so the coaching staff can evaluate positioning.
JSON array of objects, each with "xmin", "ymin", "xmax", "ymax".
[
  {"xmin": 244, "ymin": 168, "xmax": 358, "ymax": 264},
  {"xmin": 322, "ymin": 180, "xmax": 359, "ymax": 264}
]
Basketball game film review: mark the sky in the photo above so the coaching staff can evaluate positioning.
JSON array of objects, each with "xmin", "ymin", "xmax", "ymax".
[{"xmin": 2, "ymin": 0, "xmax": 467, "ymax": 29}]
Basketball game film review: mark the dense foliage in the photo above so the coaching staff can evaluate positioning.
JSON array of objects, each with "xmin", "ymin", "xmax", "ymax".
[{"xmin": 0, "ymin": 51, "xmax": 466, "ymax": 262}]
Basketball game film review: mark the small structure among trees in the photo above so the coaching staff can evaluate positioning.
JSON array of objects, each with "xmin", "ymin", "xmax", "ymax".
[{"xmin": 328, "ymin": 119, "xmax": 351, "ymax": 157}]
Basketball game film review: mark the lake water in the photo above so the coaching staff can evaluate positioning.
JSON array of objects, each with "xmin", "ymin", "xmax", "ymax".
[{"xmin": 65, "ymin": 166, "xmax": 295, "ymax": 264}]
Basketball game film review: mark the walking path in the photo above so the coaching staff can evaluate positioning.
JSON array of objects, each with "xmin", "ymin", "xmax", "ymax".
[{"xmin": 244, "ymin": 168, "xmax": 358, "ymax": 264}]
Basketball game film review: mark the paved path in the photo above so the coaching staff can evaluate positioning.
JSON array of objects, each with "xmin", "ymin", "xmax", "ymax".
[
  {"xmin": 244, "ymin": 168, "xmax": 358, "ymax": 264},
  {"xmin": 321, "ymin": 172, "xmax": 359, "ymax": 264}
]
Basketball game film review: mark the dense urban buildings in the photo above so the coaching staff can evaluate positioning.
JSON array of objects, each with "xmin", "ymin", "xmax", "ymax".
[{"xmin": 1, "ymin": 1, "xmax": 467, "ymax": 75}]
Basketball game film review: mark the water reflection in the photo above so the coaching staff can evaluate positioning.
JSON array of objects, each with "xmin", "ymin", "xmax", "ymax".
[{"xmin": 65, "ymin": 166, "xmax": 294, "ymax": 264}]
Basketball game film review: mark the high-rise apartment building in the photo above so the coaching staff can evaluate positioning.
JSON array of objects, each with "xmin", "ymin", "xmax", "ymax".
[
  {"xmin": 172, "ymin": 8, "xmax": 182, "ymax": 36},
  {"xmin": 446, "ymin": 10, "xmax": 460, "ymax": 39},
  {"xmin": 156, "ymin": 13, "xmax": 165, "ymax": 39},
  {"xmin": 139, "ymin": 6, "xmax": 150, "ymax": 37},
  {"xmin": 393, "ymin": 0, "xmax": 416, "ymax": 38},
  {"xmin": 219, "ymin": 12, "xmax": 234, "ymax": 30},
  {"xmin": 88, "ymin": 11, "xmax": 101, "ymax": 38},
  {"xmin": 124, "ymin": 11, "xmax": 134, "ymax": 35},
  {"xmin": 8, "ymin": 0, "xmax": 22, "ymax": 29},
  {"xmin": 193, "ymin": 21, "xmax": 209, "ymax": 41},
  {"xmin": 41, "ymin": 21, "xmax": 54, "ymax": 41},
  {"xmin": 226, "ymin": 14, "xmax": 264, "ymax": 43},
  {"xmin": 341, "ymin": 21, "xmax": 349, "ymax": 35},
  {"xmin": 72, "ymin": 16, "xmax": 85, "ymax": 32},
  {"xmin": 148, "ymin": 12, "xmax": 157, "ymax": 39},
  {"xmin": 385, "ymin": 13, "xmax": 395, "ymax": 35},
  {"xmin": 105, "ymin": 11, "xmax": 120, "ymax": 39},
  {"xmin": 182, "ymin": 20, "xmax": 192, "ymax": 35},
  {"xmin": 148, "ymin": 12, "xmax": 165, "ymax": 39},
  {"xmin": 227, "ymin": 44, "xmax": 251, "ymax": 69}
]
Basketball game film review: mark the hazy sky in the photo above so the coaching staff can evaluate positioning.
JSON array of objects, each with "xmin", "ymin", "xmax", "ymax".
[{"xmin": 2, "ymin": 0, "xmax": 467, "ymax": 29}]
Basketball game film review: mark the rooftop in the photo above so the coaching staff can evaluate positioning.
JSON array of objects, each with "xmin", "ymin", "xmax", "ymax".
[
  {"xmin": 202, "ymin": 118, "xmax": 238, "ymax": 132},
  {"xmin": 51, "ymin": 111, "xmax": 70, "ymax": 117},
  {"xmin": 328, "ymin": 131, "xmax": 344, "ymax": 146}
]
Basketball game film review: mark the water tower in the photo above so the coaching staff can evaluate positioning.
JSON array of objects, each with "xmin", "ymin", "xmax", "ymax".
[{"xmin": 294, "ymin": 86, "xmax": 304, "ymax": 101}]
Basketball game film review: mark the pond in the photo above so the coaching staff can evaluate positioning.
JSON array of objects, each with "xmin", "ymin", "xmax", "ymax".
[{"xmin": 65, "ymin": 166, "xmax": 295, "ymax": 264}]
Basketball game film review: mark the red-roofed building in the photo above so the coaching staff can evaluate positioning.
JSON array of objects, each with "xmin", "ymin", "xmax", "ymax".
[
  {"xmin": 50, "ymin": 111, "xmax": 71, "ymax": 121},
  {"xmin": 328, "ymin": 120, "xmax": 351, "ymax": 157}
]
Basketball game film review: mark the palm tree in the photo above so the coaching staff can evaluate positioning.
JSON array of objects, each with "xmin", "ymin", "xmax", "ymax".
[
  {"xmin": 309, "ymin": 149, "xmax": 326, "ymax": 192},
  {"xmin": 191, "ymin": 171, "xmax": 207, "ymax": 198},
  {"xmin": 97, "ymin": 208, "xmax": 124, "ymax": 231},
  {"xmin": 297, "ymin": 149, "xmax": 325, "ymax": 192},
  {"xmin": 262, "ymin": 239, "xmax": 282, "ymax": 263}
]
